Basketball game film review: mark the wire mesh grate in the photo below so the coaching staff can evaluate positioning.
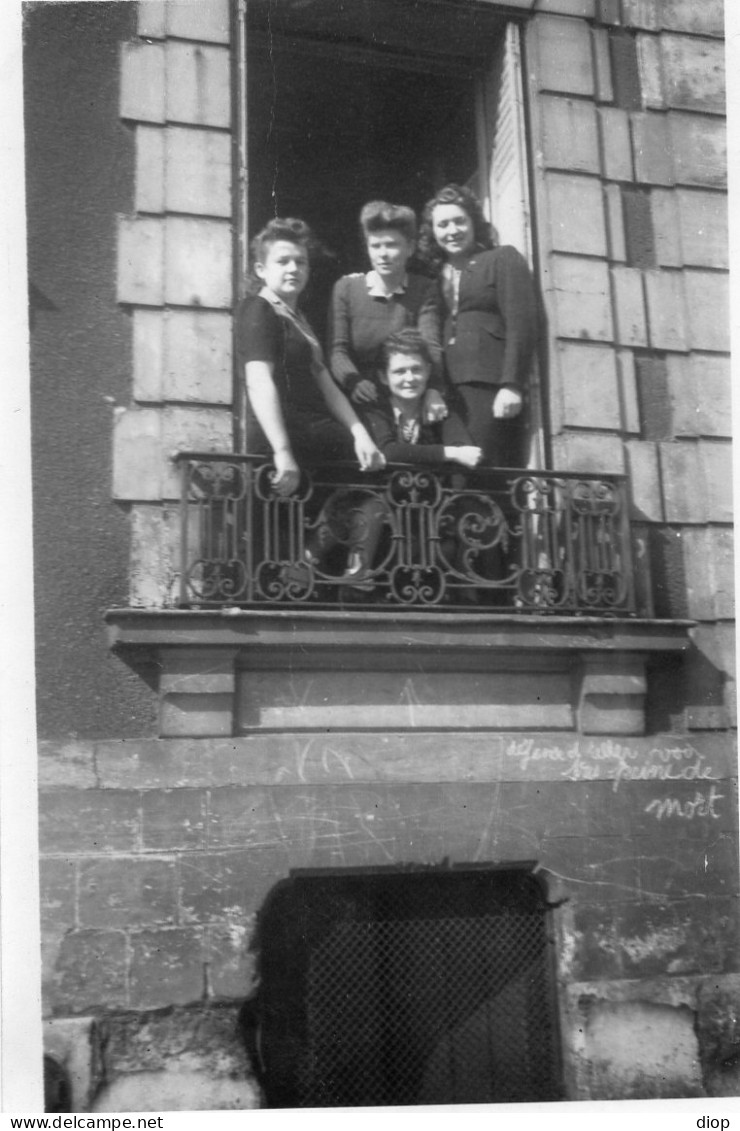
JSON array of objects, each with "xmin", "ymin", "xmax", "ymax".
[{"xmin": 296, "ymin": 905, "xmax": 560, "ymax": 1106}]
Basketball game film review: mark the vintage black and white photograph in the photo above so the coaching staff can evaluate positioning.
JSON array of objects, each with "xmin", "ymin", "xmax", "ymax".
[{"xmin": 2, "ymin": 0, "xmax": 738, "ymax": 1117}]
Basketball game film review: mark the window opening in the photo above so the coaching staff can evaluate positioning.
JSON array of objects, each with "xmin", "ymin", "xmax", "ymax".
[
  {"xmin": 235, "ymin": 1, "xmax": 542, "ymax": 457},
  {"xmin": 245, "ymin": 866, "xmax": 563, "ymax": 1107}
]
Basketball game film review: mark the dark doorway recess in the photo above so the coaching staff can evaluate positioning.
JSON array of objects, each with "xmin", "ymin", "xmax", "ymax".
[
  {"xmin": 245, "ymin": 0, "xmax": 506, "ymax": 336},
  {"xmin": 243, "ymin": 865, "xmax": 563, "ymax": 1107}
]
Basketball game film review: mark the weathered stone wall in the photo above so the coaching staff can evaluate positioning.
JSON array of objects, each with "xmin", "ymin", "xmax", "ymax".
[
  {"xmin": 39, "ymin": 730, "xmax": 739, "ymax": 1105},
  {"xmin": 525, "ymin": 0, "xmax": 732, "ymax": 730},
  {"xmin": 114, "ymin": 0, "xmax": 234, "ymax": 608}
]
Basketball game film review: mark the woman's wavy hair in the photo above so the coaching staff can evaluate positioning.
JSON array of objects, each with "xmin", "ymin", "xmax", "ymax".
[
  {"xmin": 417, "ymin": 183, "xmax": 495, "ymax": 273},
  {"xmin": 246, "ymin": 217, "xmax": 317, "ymax": 294},
  {"xmin": 360, "ymin": 200, "xmax": 417, "ymax": 244}
]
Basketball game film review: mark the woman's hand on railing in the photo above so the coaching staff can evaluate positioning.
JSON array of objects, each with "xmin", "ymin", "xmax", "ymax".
[
  {"xmin": 270, "ymin": 448, "xmax": 301, "ymax": 496},
  {"xmin": 444, "ymin": 445, "xmax": 483, "ymax": 469}
]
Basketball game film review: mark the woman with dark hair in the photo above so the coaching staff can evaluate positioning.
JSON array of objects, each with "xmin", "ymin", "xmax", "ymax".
[
  {"xmin": 418, "ymin": 183, "xmax": 538, "ymax": 467},
  {"xmin": 329, "ymin": 200, "xmax": 446, "ymax": 421},
  {"xmin": 235, "ymin": 217, "xmax": 383, "ymax": 496}
]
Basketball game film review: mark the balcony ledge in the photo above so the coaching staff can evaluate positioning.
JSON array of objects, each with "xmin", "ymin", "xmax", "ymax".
[
  {"xmin": 106, "ymin": 608, "xmax": 694, "ymax": 740},
  {"xmin": 106, "ymin": 607, "xmax": 693, "ymax": 655}
]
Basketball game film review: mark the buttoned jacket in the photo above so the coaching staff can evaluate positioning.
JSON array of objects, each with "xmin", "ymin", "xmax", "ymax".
[{"xmin": 439, "ymin": 245, "xmax": 538, "ymax": 390}]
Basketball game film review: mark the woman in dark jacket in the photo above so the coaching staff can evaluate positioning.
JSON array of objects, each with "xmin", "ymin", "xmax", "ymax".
[{"xmin": 418, "ymin": 183, "xmax": 538, "ymax": 467}]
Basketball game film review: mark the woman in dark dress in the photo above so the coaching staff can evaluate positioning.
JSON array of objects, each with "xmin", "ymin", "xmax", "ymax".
[
  {"xmin": 235, "ymin": 217, "xmax": 383, "ymax": 496},
  {"xmin": 418, "ymin": 183, "xmax": 538, "ymax": 467}
]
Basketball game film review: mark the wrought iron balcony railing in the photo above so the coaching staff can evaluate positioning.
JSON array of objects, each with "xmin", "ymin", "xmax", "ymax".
[{"xmin": 176, "ymin": 454, "xmax": 636, "ymax": 614}]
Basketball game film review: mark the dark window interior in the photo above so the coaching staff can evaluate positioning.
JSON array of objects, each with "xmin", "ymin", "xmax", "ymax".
[
  {"xmin": 244, "ymin": 866, "xmax": 563, "ymax": 1107},
  {"xmin": 245, "ymin": 0, "xmax": 506, "ymax": 337}
]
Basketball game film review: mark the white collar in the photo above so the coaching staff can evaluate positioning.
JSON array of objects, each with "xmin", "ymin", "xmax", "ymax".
[{"xmin": 365, "ymin": 270, "xmax": 408, "ymax": 298}]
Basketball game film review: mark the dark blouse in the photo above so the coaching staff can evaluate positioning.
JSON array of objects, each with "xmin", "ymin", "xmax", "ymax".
[
  {"xmin": 329, "ymin": 272, "xmax": 443, "ymax": 394},
  {"xmin": 235, "ymin": 295, "xmax": 327, "ymax": 418},
  {"xmin": 360, "ymin": 402, "xmax": 472, "ymax": 466}
]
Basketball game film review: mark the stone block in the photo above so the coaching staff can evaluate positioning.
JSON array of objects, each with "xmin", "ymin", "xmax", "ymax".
[
  {"xmin": 549, "ymin": 255, "xmax": 613, "ymax": 341},
  {"xmin": 39, "ymin": 791, "xmax": 140, "ymax": 855},
  {"xmin": 617, "ymin": 349, "xmax": 640, "ymax": 433},
  {"xmin": 134, "ymin": 125, "xmax": 165, "ymax": 214},
  {"xmin": 597, "ymin": 0, "xmax": 621, "ymax": 23},
  {"xmin": 129, "ymin": 504, "xmax": 173, "ymax": 609},
  {"xmin": 112, "ymin": 406, "xmax": 162, "ymax": 501},
  {"xmin": 179, "ymin": 849, "xmax": 287, "ymax": 922},
  {"xmin": 166, "ymin": 42, "xmax": 231, "ymax": 128},
  {"xmin": 620, "ymin": 0, "xmax": 659, "ymax": 30},
  {"xmin": 163, "ymin": 310, "xmax": 232, "ymax": 403},
  {"xmin": 592, "ymin": 27, "xmax": 613, "ymax": 102},
  {"xmin": 661, "ymin": 34, "xmax": 725, "ymax": 115},
  {"xmin": 611, "ymin": 265, "xmax": 647, "ymax": 346},
  {"xmin": 540, "ymin": 96, "xmax": 600, "ymax": 173},
  {"xmin": 685, "ymin": 270, "xmax": 730, "ymax": 352},
  {"xmin": 697, "ymin": 973, "xmax": 740, "ymax": 1098},
  {"xmin": 658, "ymin": 440, "xmax": 704, "ymax": 522},
  {"xmin": 700, "ymin": 440, "xmax": 734, "ymax": 524},
  {"xmin": 603, "ymin": 183, "xmax": 626, "ymax": 261},
  {"xmin": 132, "ymin": 309, "xmax": 164, "ymax": 402},
  {"xmin": 621, "ymin": 187, "xmax": 655, "ymax": 267},
  {"xmin": 141, "ymin": 789, "xmax": 207, "ymax": 851},
  {"xmin": 165, "ymin": 127, "xmax": 231, "ymax": 218},
  {"xmin": 599, "ymin": 108, "xmax": 633, "ymax": 181},
  {"xmin": 650, "ymin": 189, "xmax": 682, "ymax": 267},
  {"xmin": 668, "ymin": 353, "xmax": 732, "ymax": 439},
  {"xmin": 160, "ymin": 405, "xmax": 233, "ymax": 499},
  {"xmin": 137, "ymin": 1, "xmax": 167, "ymax": 39},
  {"xmin": 530, "ymin": 15, "xmax": 595, "ymax": 95},
  {"xmin": 55, "ymin": 931, "xmax": 128, "ymax": 1013},
  {"xmin": 164, "ymin": 216, "xmax": 232, "ymax": 308},
  {"xmin": 681, "ymin": 527, "xmax": 735, "ymax": 622},
  {"xmin": 166, "ymin": 0, "xmax": 231, "ymax": 44},
  {"xmin": 129, "ymin": 928, "xmax": 206, "ymax": 1009},
  {"xmin": 205, "ymin": 922, "xmax": 256, "ymax": 1000},
  {"xmin": 582, "ymin": 999, "xmax": 703, "ymax": 1099},
  {"xmin": 636, "ymin": 32, "xmax": 664, "ymax": 109},
  {"xmin": 120, "ymin": 42, "xmax": 165, "ymax": 124},
  {"xmin": 557, "ymin": 341, "xmax": 620, "ymax": 429},
  {"xmin": 533, "ymin": 0, "xmax": 595, "ymax": 14},
  {"xmin": 661, "ymin": 0, "xmax": 725, "ymax": 36},
  {"xmin": 40, "ymin": 857, "xmax": 77, "ymax": 937},
  {"xmin": 38, "ymin": 741, "xmax": 97, "ymax": 790},
  {"xmin": 94, "ymin": 1066, "xmax": 258, "ymax": 1113},
  {"xmin": 677, "ymin": 189, "xmax": 728, "ymax": 269},
  {"xmin": 635, "ymin": 354, "xmax": 670, "ymax": 439},
  {"xmin": 670, "ymin": 113, "xmax": 726, "ymax": 189},
  {"xmin": 631, "ymin": 113, "xmax": 675, "ymax": 185},
  {"xmin": 644, "ymin": 270, "xmax": 688, "ymax": 351},
  {"xmin": 546, "ymin": 174, "xmax": 607, "ymax": 255},
  {"xmin": 78, "ymin": 858, "xmax": 178, "ymax": 930},
  {"xmin": 625, "ymin": 440, "xmax": 662, "ymax": 522},
  {"xmin": 685, "ymin": 623, "xmax": 736, "ymax": 731},
  {"xmin": 117, "ymin": 217, "xmax": 165, "ymax": 306},
  {"xmin": 159, "ymin": 695, "xmax": 235, "ymax": 738},
  {"xmin": 577, "ymin": 653, "xmax": 647, "ymax": 735},
  {"xmin": 551, "ymin": 432, "xmax": 624, "ymax": 474},
  {"xmin": 43, "ymin": 1017, "xmax": 101, "ymax": 1114}
]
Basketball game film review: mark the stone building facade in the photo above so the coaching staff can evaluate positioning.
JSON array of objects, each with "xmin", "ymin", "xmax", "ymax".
[{"xmin": 27, "ymin": 0, "xmax": 736, "ymax": 1112}]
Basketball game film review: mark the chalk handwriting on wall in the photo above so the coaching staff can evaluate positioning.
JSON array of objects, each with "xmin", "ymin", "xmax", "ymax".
[
  {"xmin": 644, "ymin": 785, "xmax": 724, "ymax": 821},
  {"xmin": 505, "ymin": 738, "xmax": 724, "ymax": 821}
]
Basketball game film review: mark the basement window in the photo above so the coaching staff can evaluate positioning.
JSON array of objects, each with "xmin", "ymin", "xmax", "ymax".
[{"xmin": 246, "ymin": 865, "xmax": 563, "ymax": 1107}]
